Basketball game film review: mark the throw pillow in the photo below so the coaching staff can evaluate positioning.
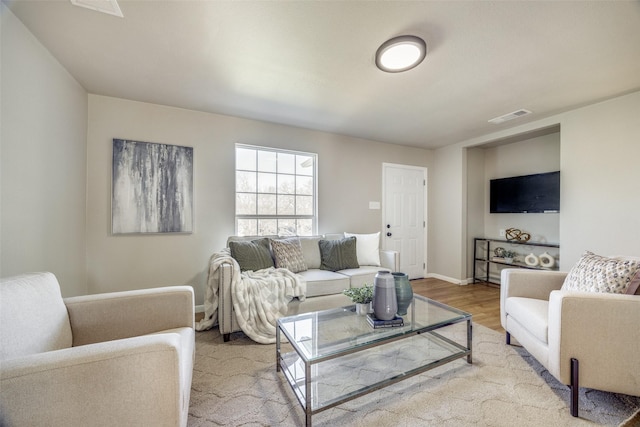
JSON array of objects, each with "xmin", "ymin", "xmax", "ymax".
[
  {"xmin": 344, "ymin": 232, "xmax": 381, "ymax": 266},
  {"xmin": 228, "ymin": 238, "xmax": 274, "ymax": 272},
  {"xmin": 561, "ymin": 251, "xmax": 640, "ymax": 294},
  {"xmin": 319, "ymin": 236, "xmax": 359, "ymax": 272},
  {"xmin": 270, "ymin": 237, "xmax": 308, "ymax": 273},
  {"xmin": 625, "ymin": 270, "xmax": 640, "ymax": 295}
]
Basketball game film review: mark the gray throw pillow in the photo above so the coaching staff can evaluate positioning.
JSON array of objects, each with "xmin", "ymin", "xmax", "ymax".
[
  {"xmin": 229, "ymin": 238, "xmax": 274, "ymax": 272},
  {"xmin": 319, "ymin": 236, "xmax": 359, "ymax": 271},
  {"xmin": 270, "ymin": 237, "xmax": 308, "ymax": 273}
]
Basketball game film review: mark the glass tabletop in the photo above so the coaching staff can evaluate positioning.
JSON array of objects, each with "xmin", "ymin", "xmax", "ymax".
[{"xmin": 277, "ymin": 294, "xmax": 471, "ymax": 362}]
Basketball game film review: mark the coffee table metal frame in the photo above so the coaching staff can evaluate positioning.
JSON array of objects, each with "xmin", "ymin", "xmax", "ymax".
[{"xmin": 276, "ymin": 295, "xmax": 472, "ymax": 426}]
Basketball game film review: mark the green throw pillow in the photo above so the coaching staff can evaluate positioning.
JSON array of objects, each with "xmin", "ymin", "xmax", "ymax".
[
  {"xmin": 319, "ymin": 236, "xmax": 359, "ymax": 271},
  {"xmin": 229, "ymin": 238, "xmax": 274, "ymax": 272}
]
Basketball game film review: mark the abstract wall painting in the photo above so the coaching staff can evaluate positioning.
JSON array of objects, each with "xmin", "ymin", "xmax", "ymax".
[{"xmin": 112, "ymin": 139, "xmax": 193, "ymax": 234}]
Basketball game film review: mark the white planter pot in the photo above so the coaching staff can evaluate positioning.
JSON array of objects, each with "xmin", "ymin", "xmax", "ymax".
[{"xmin": 355, "ymin": 303, "xmax": 372, "ymax": 315}]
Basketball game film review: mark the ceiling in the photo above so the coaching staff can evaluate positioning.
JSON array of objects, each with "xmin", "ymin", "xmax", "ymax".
[{"xmin": 4, "ymin": 0, "xmax": 640, "ymax": 149}]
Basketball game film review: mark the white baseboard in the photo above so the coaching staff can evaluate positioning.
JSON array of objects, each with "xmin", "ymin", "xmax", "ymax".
[
  {"xmin": 426, "ymin": 273, "xmax": 471, "ymax": 285},
  {"xmin": 195, "ymin": 304, "xmax": 204, "ymax": 313}
]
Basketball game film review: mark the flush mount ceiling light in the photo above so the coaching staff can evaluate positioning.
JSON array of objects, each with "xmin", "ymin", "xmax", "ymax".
[
  {"xmin": 70, "ymin": 0, "xmax": 123, "ymax": 17},
  {"xmin": 375, "ymin": 35, "xmax": 427, "ymax": 73}
]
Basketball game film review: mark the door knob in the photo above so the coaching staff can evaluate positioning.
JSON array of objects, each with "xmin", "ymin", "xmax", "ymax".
[
  {"xmin": 387, "ymin": 232, "xmax": 392, "ymax": 237},
  {"xmin": 386, "ymin": 224, "xmax": 391, "ymax": 228}
]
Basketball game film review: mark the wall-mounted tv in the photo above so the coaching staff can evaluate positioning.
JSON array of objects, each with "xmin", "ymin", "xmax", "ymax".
[{"xmin": 490, "ymin": 171, "xmax": 560, "ymax": 213}]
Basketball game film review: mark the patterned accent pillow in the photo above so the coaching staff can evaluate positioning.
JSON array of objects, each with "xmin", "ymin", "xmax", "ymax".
[
  {"xmin": 270, "ymin": 238, "xmax": 308, "ymax": 273},
  {"xmin": 228, "ymin": 238, "xmax": 274, "ymax": 272},
  {"xmin": 561, "ymin": 251, "xmax": 640, "ymax": 294},
  {"xmin": 319, "ymin": 236, "xmax": 359, "ymax": 272},
  {"xmin": 625, "ymin": 270, "xmax": 640, "ymax": 295}
]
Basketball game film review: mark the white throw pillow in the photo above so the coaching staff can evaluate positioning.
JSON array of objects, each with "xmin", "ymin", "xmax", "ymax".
[{"xmin": 344, "ymin": 232, "xmax": 381, "ymax": 267}]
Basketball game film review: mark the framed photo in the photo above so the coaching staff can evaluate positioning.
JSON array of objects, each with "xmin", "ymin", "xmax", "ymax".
[{"xmin": 112, "ymin": 139, "xmax": 193, "ymax": 234}]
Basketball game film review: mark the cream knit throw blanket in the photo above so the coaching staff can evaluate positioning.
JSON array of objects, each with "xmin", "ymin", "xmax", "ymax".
[{"xmin": 196, "ymin": 250, "xmax": 306, "ymax": 344}]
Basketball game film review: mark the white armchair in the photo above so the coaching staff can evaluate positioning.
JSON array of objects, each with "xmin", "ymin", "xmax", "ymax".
[
  {"xmin": 500, "ymin": 268, "xmax": 640, "ymax": 417},
  {"xmin": 0, "ymin": 272, "xmax": 195, "ymax": 427}
]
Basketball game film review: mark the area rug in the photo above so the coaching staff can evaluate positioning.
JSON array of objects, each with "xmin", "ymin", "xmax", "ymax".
[{"xmin": 189, "ymin": 323, "xmax": 640, "ymax": 426}]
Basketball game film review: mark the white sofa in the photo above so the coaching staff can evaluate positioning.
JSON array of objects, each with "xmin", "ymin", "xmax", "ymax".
[
  {"xmin": 219, "ymin": 233, "xmax": 399, "ymax": 341},
  {"xmin": 500, "ymin": 264, "xmax": 640, "ymax": 416},
  {"xmin": 0, "ymin": 272, "xmax": 195, "ymax": 427}
]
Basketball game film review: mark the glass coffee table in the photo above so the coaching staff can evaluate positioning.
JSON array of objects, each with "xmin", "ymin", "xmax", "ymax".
[{"xmin": 276, "ymin": 295, "xmax": 472, "ymax": 426}]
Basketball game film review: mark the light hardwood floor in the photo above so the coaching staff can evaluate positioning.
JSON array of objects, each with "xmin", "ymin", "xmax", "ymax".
[
  {"xmin": 411, "ymin": 278, "xmax": 504, "ymax": 333},
  {"xmin": 195, "ymin": 278, "xmax": 504, "ymax": 333}
]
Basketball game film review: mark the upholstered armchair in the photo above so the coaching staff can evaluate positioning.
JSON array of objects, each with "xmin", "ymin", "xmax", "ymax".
[
  {"xmin": 500, "ymin": 259, "xmax": 640, "ymax": 417},
  {"xmin": 0, "ymin": 272, "xmax": 195, "ymax": 427}
]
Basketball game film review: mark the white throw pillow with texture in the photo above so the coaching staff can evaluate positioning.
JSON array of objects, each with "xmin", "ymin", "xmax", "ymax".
[{"xmin": 344, "ymin": 232, "xmax": 381, "ymax": 267}]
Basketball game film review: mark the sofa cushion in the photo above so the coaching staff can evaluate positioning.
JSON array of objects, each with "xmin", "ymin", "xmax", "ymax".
[
  {"xmin": 298, "ymin": 236, "xmax": 323, "ymax": 269},
  {"xmin": 229, "ymin": 238, "xmax": 274, "ymax": 272},
  {"xmin": 344, "ymin": 232, "xmax": 381, "ymax": 266},
  {"xmin": 561, "ymin": 251, "xmax": 640, "ymax": 294},
  {"xmin": 270, "ymin": 237, "xmax": 307, "ymax": 273},
  {"xmin": 319, "ymin": 236, "xmax": 359, "ymax": 271},
  {"xmin": 297, "ymin": 269, "xmax": 350, "ymax": 297},
  {"xmin": 505, "ymin": 297, "xmax": 549, "ymax": 344},
  {"xmin": 0, "ymin": 272, "xmax": 73, "ymax": 360},
  {"xmin": 338, "ymin": 266, "xmax": 389, "ymax": 288}
]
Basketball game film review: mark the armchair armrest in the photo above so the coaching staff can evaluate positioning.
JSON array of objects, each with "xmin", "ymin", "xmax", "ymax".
[
  {"xmin": 547, "ymin": 292, "xmax": 640, "ymax": 395},
  {"xmin": 0, "ymin": 334, "xmax": 187, "ymax": 427},
  {"xmin": 500, "ymin": 269, "xmax": 567, "ymax": 328},
  {"xmin": 65, "ymin": 286, "xmax": 194, "ymax": 346},
  {"xmin": 380, "ymin": 250, "xmax": 400, "ymax": 272}
]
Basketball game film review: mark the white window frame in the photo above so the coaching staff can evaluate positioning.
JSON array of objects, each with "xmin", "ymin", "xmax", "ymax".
[{"xmin": 235, "ymin": 144, "xmax": 318, "ymax": 236}]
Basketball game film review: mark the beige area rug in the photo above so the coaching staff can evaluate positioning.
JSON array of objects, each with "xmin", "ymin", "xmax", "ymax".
[{"xmin": 189, "ymin": 323, "xmax": 640, "ymax": 427}]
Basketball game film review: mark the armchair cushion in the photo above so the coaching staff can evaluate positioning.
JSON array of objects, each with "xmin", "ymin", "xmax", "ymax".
[{"xmin": 561, "ymin": 251, "xmax": 640, "ymax": 294}]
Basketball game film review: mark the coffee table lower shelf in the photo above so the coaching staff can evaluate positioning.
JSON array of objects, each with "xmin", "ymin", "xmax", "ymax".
[{"xmin": 277, "ymin": 327, "xmax": 472, "ymax": 426}]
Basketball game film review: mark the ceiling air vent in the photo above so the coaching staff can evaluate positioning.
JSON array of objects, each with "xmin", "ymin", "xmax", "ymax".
[
  {"xmin": 488, "ymin": 109, "xmax": 532, "ymax": 124},
  {"xmin": 70, "ymin": 0, "xmax": 123, "ymax": 17}
]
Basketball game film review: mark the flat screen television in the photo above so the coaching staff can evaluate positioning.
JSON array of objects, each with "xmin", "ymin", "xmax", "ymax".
[{"xmin": 490, "ymin": 171, "xmax": 560, "ymax": 213}]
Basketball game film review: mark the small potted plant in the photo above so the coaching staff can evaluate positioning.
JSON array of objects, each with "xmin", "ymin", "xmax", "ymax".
[
  {"xmin": 503, "ymin": 250, "xmax": 517, "ymax": 263},
  {"xmin": 343, "ymin": 284, "xmax": 374, "ymax": 315}
]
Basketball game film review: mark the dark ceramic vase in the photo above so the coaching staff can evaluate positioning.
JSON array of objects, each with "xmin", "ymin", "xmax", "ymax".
[{"xmin": 392, "ymin": 272, "xmax": 413, "ymax": 316}]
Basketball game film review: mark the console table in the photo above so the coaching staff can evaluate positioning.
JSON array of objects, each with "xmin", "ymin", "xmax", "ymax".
[{"xmin": 473, "ymin": 237, "xmax": 560, "ymax": 285}]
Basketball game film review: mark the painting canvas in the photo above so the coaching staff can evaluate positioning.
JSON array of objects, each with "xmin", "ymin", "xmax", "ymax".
[{"xmin": 112, "ymin": 139, "xmax": 193, "ymax": 234}]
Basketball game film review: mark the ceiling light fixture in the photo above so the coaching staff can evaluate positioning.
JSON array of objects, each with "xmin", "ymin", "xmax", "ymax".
[
  {"xmin": 375, "ymin": 35, "xmax": 427, "ymax": 73},
  {"xmin": 70, "ymin": 0, "xmax": 123, "ymax": 17}
]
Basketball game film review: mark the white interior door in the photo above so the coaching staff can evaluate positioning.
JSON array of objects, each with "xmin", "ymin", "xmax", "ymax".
[{"xmin": 382, "ymin": 163, "xmax": 426, "ymax": 279}]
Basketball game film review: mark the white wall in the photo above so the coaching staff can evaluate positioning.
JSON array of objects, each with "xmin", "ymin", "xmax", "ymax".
[
  {"xmin": 1, "ymin": 4, "xmax": 88, "ymax": 296},
  {"xmin": 86, "ymin": 95, "xmax": 432, "ymax": 304},
  {"xmin": 559, "ymin": 91, "xmax": 640, "ymax": 266}
]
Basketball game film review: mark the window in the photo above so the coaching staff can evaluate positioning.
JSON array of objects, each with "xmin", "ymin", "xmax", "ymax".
[{"xmin": 235, "ymin": 144, "xmax": 317, "ymax": 236}]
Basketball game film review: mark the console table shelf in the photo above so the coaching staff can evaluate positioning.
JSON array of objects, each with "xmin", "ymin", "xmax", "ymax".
[{"xmin": 473, "ymin": 238, "xmax": 560, "ymax": 285}]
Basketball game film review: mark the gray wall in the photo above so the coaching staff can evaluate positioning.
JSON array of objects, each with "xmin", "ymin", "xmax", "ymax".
[
  {"xmin": 1, "ymin": 4, "xmax": 88, "ymax": 296},
  {"xmin": 86, "ymin": 95, "xmax": 432, "ymax": 304}
]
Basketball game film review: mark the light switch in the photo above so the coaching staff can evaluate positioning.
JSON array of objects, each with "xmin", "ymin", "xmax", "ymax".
[{"xmin": 369, "ymin": 201, "xmax": 381, "ymax": 210}]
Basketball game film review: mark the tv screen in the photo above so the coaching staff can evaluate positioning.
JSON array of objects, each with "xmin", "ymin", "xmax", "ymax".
[{"xmin": 490, "ymin": 171, "xmax": 560, "ymax": 213}]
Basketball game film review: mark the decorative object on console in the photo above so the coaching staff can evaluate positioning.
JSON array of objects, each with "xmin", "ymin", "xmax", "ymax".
[
  {"xmin": 112, "ymin": 138, "xmax": 193, "ymax": 234},
  {"xmin": 494, "ymin": 247, "xmax": 506, "ymax": 257},
  {"xmin": 503, "ymin": 250, "xmax": 517, "ymax": 264},
  {"xmin": 538, "ymin": 252, "xmax": 556, "ymax": 268},
  {"xmin": 525, "ymin": 253, "xmax": 540, "ymax": 267},
  {"xmin": 392, "ymin": 272, "xmax": 413, "ymax": 315},
  {"xmin": 373, "ymin": 270, "xmax": 397, "ymax": 320},
  {"xmin": 506, "ymin": 228, "xmax": 531, "ymax": 242}
]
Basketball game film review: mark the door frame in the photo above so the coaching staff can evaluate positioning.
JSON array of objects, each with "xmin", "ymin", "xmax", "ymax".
[{"xmin": 381, "ymin": 163, "xmax": 428, "ymax": 278}]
